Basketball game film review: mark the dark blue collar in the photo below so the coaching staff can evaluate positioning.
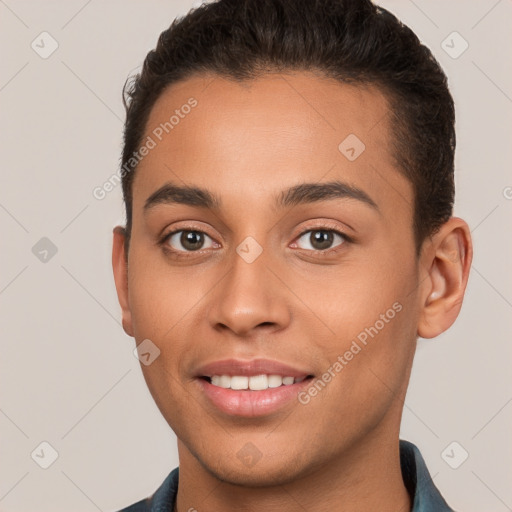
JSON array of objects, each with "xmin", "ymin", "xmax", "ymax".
[
  {"xmin": 399, "ymin": 440, "xmax": 455, "ymax": 511},
  {"xmin": 118, "ymin": 440, "xmax": 455, "ymax": 511}
]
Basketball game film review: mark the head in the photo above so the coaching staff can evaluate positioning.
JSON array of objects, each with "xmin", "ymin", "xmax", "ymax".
[
  {"xmin": 120, "ymin": 0, "xmax": 456, "ymax": 256},
  {"xmin": 113, "ymin": 0, "xmax": 471, "ymax": 488}
]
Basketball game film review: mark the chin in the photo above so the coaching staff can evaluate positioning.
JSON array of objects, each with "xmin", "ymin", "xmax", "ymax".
[
  {"xmin": 195, "ymin": 443, "xmax": 318, "ymax": 489},
  {"xmin": 205, "ymin": 460, "xmax": 305, "ymax": 488}
]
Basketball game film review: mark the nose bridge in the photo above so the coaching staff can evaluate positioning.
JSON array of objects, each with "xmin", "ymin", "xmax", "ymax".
[{"xmin": 209, "ymin": 239, "xmax": 290, "ymax": 335}]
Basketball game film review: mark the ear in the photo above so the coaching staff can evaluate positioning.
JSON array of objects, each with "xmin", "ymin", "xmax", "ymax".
[
  {"xmin": 417, "ymin": 217, "xmax": 473, "ymax": 339},
  {"xmin": 112, "ymin": 226, "xmax": 134, "ymax": 337}
]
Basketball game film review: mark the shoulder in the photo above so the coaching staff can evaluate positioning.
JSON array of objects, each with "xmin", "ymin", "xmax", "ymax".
[
  {"xmin": 400, "ymin": 440, "xmax": 457, "ymax": 512},
  {"xmin": 115, "ymin": 467, "xmax": 179, "ymax": 512}
]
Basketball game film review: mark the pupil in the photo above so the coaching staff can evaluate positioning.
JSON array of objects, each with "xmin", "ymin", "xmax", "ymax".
[
  {"xmin": 311, "ymin": 231, "xmax": 333, "ymax": 250},
  {"xmin": 181, "ymin": 231, "xmax": 203, "ymax": 251}
]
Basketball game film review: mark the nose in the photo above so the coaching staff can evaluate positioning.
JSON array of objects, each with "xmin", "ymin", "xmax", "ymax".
[{"xmin": 208, "ymin": 246, "xmax": 291, "ymax": 337}]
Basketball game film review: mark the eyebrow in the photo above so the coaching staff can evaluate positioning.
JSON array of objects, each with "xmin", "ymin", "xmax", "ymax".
[
  {"xmin": 143, "ymin": 180, "xmax": 379, "ymax": 212},
  {"xmin": 144, "ymin": 183, "xmax": 220, "ymax": 211},
  {"xmin": 278, "ymin": 180, "xmax": 378, "ymax": 211}
]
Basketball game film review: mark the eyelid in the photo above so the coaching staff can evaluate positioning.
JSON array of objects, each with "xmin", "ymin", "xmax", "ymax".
[
  {"xmin": 292, "ymin": 220, "xmax": 354, "ymax": 244},
  {"xmin": 158, "ymin": 220, "xmax": 354, "ymax": 257},
  {"xmin": 158, "ymin": 222, "xmax": 220, "ymax": 252},
  {"xmin": 294, "ymin": 229, "xmax": 346, "ymax": 250},
  {"xmin": 166, "ymin": 230, "xmax": 216, "ymax": 252}
]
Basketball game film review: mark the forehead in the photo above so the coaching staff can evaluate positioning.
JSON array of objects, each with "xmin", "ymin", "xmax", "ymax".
[{"xmin": 131, "ymin": 71, "xmax": 409, "ymax": 215}]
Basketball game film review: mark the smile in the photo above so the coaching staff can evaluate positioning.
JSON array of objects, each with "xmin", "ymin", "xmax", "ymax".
[
  {"xmin": 195, "ymin": 358, "xmax": 315, "ymax": 416},
  {"xmin": 205, "ymin": 374, "xmax": 309, "ymax": 390}
]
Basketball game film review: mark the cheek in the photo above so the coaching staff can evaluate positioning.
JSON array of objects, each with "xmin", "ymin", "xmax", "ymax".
[
  {"xmin": 301, "ymin": 299, "xmax": 417, "ymax": 440},
  {"xmin": 299, "ymin": 253, "xmax": 416, "ymax": 348},
  {"xmin": 126, "ymin": 247, "xmax": 209, "ymax": 392},
  {"xmin": 126, "ymin": 252, "xmax": 198, "ymax": 428},
  {"xmin": 127, "ymin": 246, "xmax": 204, "ymax": 341},
  {"xmin": 303, "ymin": 251, "xmax": 419, "ymax": 409}
]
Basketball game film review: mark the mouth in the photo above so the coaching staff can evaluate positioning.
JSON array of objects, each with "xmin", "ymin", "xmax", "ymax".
[{"xmin": 194, "ymin": 359, "xmax": 315, "ymax": 417}]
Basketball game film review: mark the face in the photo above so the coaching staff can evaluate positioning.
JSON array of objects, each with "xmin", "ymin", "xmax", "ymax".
[{"xmin": 116, "ymin": 72, "xmax": 424, "ymax": 485}]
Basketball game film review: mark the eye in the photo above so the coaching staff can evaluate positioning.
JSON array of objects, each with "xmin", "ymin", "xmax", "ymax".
[
  {"xmin": 294, "ymin": 229, "xmax": 347, "ymax": 251},
  {"xmin": 165, "ymin": 230, "xmax": 216, "ymax": 252}
]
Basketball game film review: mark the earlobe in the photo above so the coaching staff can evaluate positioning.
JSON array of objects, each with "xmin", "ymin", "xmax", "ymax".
[
  {"xmin": 112, "ymin": 226, "xmax": 134, "ymax": 337},
  {"xmin": 417, "ymin": 218, "xmax": 473, "ymax": 339}
]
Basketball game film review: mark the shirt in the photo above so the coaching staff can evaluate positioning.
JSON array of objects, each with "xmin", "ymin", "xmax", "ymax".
[{"xmin": 117, "ymin": 439, "xmax": 455, "ymax": 511}]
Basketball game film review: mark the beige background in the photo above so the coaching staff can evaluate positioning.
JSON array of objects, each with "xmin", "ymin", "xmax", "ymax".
[{"xmin": 1, "ymin": 0, "xmax": 511, "ymax": 510}]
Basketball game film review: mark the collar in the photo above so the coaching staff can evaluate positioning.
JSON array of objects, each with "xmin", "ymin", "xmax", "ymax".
[{"xmin": 400, "ymin": 440, "xmax": 455, "ymax": 511}]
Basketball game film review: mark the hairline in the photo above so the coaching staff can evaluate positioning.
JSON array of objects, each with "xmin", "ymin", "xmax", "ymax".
[{"xmin": 122, "ymin": 69, "xmax": 425, "ymax": 258}]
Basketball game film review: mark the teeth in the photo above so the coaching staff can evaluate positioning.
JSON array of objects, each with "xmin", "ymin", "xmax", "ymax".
[
  {"xmin": 208, "ymin": 374, "xmax": 304, "ymax": 390},
  {"xmin": 268, "ymin": 375, "xmax": 283, "ymax": 388},
  {"xmin": 230, "ymin": 376, "xmax": 248, "ymax": 390},
  {"xmin": 249, "ymin": 374, "xmax": 268, "ymax": 390},
  {"xmin": 218, "ymin": 375, "xmax": 231, "ymax": 388}
]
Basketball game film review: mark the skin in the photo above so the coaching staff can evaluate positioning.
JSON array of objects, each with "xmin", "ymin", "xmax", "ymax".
[{"xmin": 112, "ymin": 72, "xmax": 472, "ymax": 512}]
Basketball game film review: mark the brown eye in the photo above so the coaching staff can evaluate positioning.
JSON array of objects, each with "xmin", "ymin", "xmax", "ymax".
[
  {"xmin": 166, "ymin": 230, "xmax": 214, "ymax": 252},
  {"xmin": 296, "ymin": 230, "xmax": 346, "ymax": 251}
]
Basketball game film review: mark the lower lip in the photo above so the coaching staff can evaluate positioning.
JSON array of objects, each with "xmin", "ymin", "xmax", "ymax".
[{"xmin": 197, "ymin": 378, "xmax": 313, "ymax": 417}]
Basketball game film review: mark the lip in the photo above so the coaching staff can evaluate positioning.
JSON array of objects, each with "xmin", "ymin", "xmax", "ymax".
[
  {"xmin": 196, "ymin": 377, "xmax": 313, "ymax": 417},
  {"xmin": 195, "ymin": 358, "xmax": 312, "ymax": 378},
  {"xmin": 194, "ymin": 358, "xmax": 314, "ymax": 417}
]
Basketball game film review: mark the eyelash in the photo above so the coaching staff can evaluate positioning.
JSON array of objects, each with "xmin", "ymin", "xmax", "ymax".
[{"xmin": 158, "ymin": 223, "xmax": 353, "ymax": 259}]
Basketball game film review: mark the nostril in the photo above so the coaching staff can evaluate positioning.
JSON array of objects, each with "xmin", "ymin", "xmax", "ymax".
[{"xmin": 257, "ymin": 322, "xmax": 275, "ymax": 328}]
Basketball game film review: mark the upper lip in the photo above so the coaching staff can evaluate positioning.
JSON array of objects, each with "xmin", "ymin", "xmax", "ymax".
[{"xmin": 195, "ymin": 358, "xmax": 313, "ymax": 378}]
